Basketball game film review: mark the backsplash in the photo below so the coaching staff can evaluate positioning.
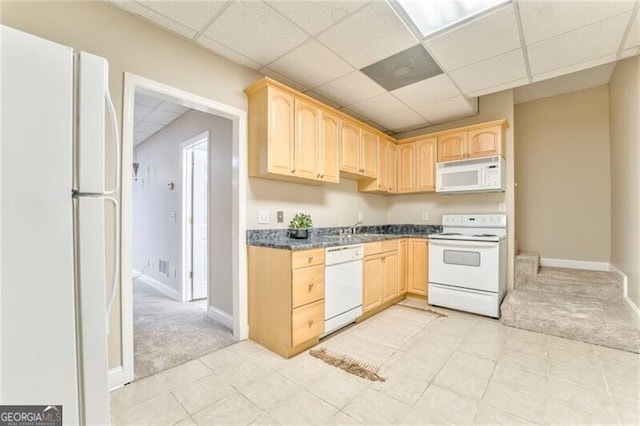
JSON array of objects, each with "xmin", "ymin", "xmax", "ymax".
[{"xmin": 246, "ymin": 224, "xmax": 442, "ymax": 244}]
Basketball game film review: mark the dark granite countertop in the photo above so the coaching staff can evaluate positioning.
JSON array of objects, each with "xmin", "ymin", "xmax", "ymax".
[{"xmin": 247, "ymin": 224, "xmax": 442, "ymax": 250}]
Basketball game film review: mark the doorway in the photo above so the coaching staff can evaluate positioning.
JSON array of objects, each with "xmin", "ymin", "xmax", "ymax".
[
  {"xmin": 182, "ymin": 133, "xmax": 209, "ymax": 302},
  {"xmin": 118, "ymin": 73, "xmax": 248, "ymax": 387}
]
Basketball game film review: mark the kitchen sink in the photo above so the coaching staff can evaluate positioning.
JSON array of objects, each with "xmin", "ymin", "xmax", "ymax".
[{"xmin": 324, "ymin": 233, "xmax": 387, "ymax": 240}]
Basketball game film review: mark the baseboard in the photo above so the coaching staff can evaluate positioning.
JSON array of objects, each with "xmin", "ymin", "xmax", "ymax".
[
  {"xmin": 108, "ymin": 366, "xmax": 125, "ymax": 391},
  {"xmin": 134, "ymin": 270, "xmax": 181, "ymax": 301},
  {"xmin": 608, "ymin": 264, "xmax": 628, "ymax": 296},
  {"xmin": 207, "ymin": 305, "xmax": 233, "ymax": 330},
  {"xmin": 539, "ymin": 258, "xmax": 610, "ymax": 271},
  {"xmin": 624, "ymin": 296, "xmax": 640, "ymax": 319}
]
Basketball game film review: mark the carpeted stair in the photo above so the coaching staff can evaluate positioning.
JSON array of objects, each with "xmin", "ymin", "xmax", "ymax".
[{"xmin": 501, "ymin": 252, "xmax": 640, "ymax": 353}]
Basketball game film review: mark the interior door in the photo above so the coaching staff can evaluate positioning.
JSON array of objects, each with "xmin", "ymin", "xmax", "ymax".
[{"xmin": 191, "ymin": 148, "xmax": 208, "ymax": 300}]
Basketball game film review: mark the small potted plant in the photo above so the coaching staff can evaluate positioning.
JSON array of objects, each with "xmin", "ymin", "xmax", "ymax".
[{"xmin": 289, "ymin": 212, "xmax": 313, "ymax": 239}]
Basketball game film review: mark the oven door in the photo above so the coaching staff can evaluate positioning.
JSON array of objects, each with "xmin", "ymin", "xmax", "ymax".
[{"xmin": 429, "ymin": 239, "xmax": 499, "ymax": 292}]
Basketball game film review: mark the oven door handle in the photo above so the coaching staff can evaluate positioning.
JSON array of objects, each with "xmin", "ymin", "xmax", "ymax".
[{"xmin": 429, "ymin": 240, "xmax": 498, "ymax": 249}]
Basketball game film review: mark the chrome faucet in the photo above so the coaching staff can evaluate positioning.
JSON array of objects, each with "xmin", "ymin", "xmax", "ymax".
[{"xmin": 342, "ymin": 220, "xmax": 362, "ymax": 235}]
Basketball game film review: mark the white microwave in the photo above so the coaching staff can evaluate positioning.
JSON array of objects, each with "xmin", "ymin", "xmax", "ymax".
[{"xmin": 436, "ymin": 156, "xmax": 505, "ymax": 194}]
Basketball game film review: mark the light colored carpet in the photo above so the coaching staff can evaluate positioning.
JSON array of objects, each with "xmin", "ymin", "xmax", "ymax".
[
  {"xmin": 312, "ymin": 303, "xmax": 445, "ymax": 380},
  {"xmin": 133, "ymin": 280, "xmax": 235, "ymax": 379},
  {"xmin": 502, "ymin": 252, "xmax": 640, "ymax": 353}
]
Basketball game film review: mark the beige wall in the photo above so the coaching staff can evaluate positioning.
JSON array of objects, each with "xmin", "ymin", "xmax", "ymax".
[
  {"xmin": 609, "ymin": 56, "xmax": 640, "ymax": 308},
  {"xmin": 514, "ymin": 86, "xmax": 611, "ymax": 262},
  {"xmin": 1, "ymin": 1, "xmax": 261, "ymax": 369}
]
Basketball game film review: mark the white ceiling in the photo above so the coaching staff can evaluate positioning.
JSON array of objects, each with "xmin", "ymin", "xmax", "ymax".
[
  {"xmin": 111, "ymin": 0, "xmax": 640, "ymax": 135},
  {"xmin": 134, "ymin": 92, "xmax": 189, "ymax": 145}
]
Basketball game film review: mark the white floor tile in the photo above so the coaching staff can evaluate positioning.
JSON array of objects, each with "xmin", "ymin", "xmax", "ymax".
[
  {"xmin": 269, "ymin": 390, "xmax": 338, "ymax": 425},
  {"xmin": 199, "ymin": 340, "xmax": 264, "ymax": 372},
  {"xmin": 504, "ymin": 336, "xmax": 548, "ymax": 358},
  {"xmin": 482, "ymin": 381, "xmax": 546, "ymax": 422},
  {"xmin": 171, "ymin": 373, "xmax": 235, "ymax": 414},
  {"xmin": 279, "ymin": 354, "xmax": 334, "ymax": 386},
  {"xmin": 414, "ymin": 384, "xmax": 478, "ymax": 424},
  {"xmin": 342, "ymin": 388, "xmax": 410, "ymax": 424},
  {"xmin": 473, "ymin": 403, "xmax": 534, "ymax": 424},
  {"xmin": 594, "ymin": 345, "xmax": 640, "ymax": 366},
  {"xmin": 156, "ymin": 359, "xmax": 213, "ymax": 391},
  {"xmin": 213, "ymin": 360, "xmax": 274, "ymax": 390},
  {"xmin": 545, "ymin": 377, "xmax": 617, "ymax": 420},
  {"xmin": 239, "ymin": 373, "xmax": 300, "ymax": 410},
  {"xmin": 110, "ymin": 375, "xmax": 168, "ymax": 417},
  {"xmin": 371, "ymin": 368, "xmax": 430, "ymax": 405},
  {"xmin": 457, "ymin": 337, "xmax": 504, "ymax": 361},
  {"xmin": 306, "ymin": 369, "xmax": 367, "ymax": 409},
  {"xmin": 545, "ymin": 400, "xmax": 617, "ymax": 424},
  {"xmin": 192, "ymin": 393, "xmax": 263, "ymax": 425},
  {"xmin": 491, "ymin": 363, "xmax": 547, "ymax": 395},
  {"xmin": 113, "ymin": 393, "xmax": 188, "ymax": 425},
  {"xmin": 498, "ymin": 348, "xmax": 548, "ymax": 375}
]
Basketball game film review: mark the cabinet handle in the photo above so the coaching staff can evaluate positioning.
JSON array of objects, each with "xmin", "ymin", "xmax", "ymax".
[
  {"xmin": 308, "ymin": 319, "xmax": 314, "ymax": 328},
  {"xmin": 308, "ymin": 282, "xmax": 314, "ymax": 291},
  {"xmin": 308, "ymin": 256, "xmax": 313, "ymax": 263},
  {"xmin": 321, "ymin": 174, "xmax": 324, "ymax": 179},
  {"xmin": 291, "ymin": 169, "xmax": 296, "ymax": 174},
  {"xmin": 316, "ymin": 173, "xmax": 321, "ymax": 178}
]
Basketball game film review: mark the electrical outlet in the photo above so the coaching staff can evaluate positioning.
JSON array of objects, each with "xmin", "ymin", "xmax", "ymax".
[
  {"xmin": 499, "ymin": 203, "xmax": 506, "ymax": 212},
  {"xmin": 422, "ymin": 212, "xmax": 429, "ymax": 221},
  {"xmin": 258, "ymin": 209, "xmax": 269, "ymax": 224},
  {"xmin": 358, "ymin": 212, "xmax": 363, "ymax": 221},
  {"xmin": 277, "ymin": 211, "xmax": 284, "ymax": 223}
]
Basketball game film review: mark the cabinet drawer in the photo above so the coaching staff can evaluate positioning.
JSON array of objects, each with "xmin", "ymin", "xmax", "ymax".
[
  {"xmin": 364, "ymin": 241, "xmax": 382, "ymax": 256},
  {"xmin": 291, "ymin": 248, "xmax": 324, "ymax": 269},
  {"xmin": 291, "ymin": 300, "xmax": 324, "ymax": 346},
  {"xmin": 291, "ymin": 265, "xmax": 324, "ymax": 308},
  {"xmin": 382, "ymin": 239, "xmax": 398, "ymax": 253}
]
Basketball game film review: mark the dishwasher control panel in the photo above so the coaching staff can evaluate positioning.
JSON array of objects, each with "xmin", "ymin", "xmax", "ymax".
[{"xmin": 325, "ymin": 244, "xmax": 364, "ymax": 265}]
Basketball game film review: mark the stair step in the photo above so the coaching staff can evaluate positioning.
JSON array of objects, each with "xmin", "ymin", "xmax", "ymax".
[
  {"xmin": 500, "ymin": 288, "xmax": 640, "ymax": 353},
  {"xmin": 519, "ymin": 266, "xmax": 623, "ymax": 300},
  {"xmin": 515, "ymin": 251, "xmax": 540, "ymax": 277}
]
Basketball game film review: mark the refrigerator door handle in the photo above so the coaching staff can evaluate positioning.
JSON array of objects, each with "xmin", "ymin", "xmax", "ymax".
[
  {"xmin": 104, "ymin": 194, "xmax": 120, "ymax": 334},
  {"xmin": 104, "ymin": 76, "xmax": 121, "ymax": 196}
]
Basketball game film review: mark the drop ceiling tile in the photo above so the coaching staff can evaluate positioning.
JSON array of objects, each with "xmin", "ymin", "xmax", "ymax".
[
  {"xmin": 414, "ymin": 96, "xmax": 477, "ymax": 124},
  {"xmin": 518, "ymin": 0, "xmax": 636, "ymax": 45},
  {"xmin": 347, "ymin": 93, "xmax": 408, "ymax": 118},
  {"xmin": 259, "ymin": 67, "xmax": 308, "ymax": 93},
  {"xmin": 203, "ymin": 1, "xmax": 309, "ymax": 65},
  {"xmin": 143, "ymin": 109, "xmax": 182, "ymax": 126},
  {"xmin": 110, "ymin": 1, "xmax": 196, "ymax": 38},
  {"xmin": 623, "ymin": 13, "xmax": 640, "ymax": 50},
  {"xmin": 134, "ymin": 104, "xmax": 154, "ymax": 123},
  {"xmin": 269, "ymin": 39, "xmax": 353, "ymax": 88},
  {"xmin": 141, "ymin": 1, "xmax": 228, "ymax": 32},
  {"xmin": 373, "ymin": 109, "xmax": 428, "ymax": 131},
  {"xmin": 532, "ymin": 54, "xmax": 618, "ymax": 83},
  {"xmin": 391, "ymin": 74, "xmax": 461, "ymax": 107},
  {"xmin": 339, "ymin": 107, "xmax": 369, "ymax": 123},
  {"xmin": 196, "ymin": 36, "xmax": 262, "ymax": 70},
  {"xmin": 424, "ymin": 4, "xmax": 521, "ymax": 71},
  {"xmin": 468, "ymin": 77, "xmax": 529, "ymax": 98},
  {"xmin": 304, "ymin": 91, "xmax": 343, "ymax": 110},
  {"xmin": 135, "ymin": 122, "xmax": 165, "ymax": 134},
  {"xmin": 620, "ymin": 46, "xmax": 640, "ymax": 59},
  {"xmin": 528, "ymin": 12, "xmax": 631, "ymax": 75},
  {"xmin": 157, "ymin": 102, "xmax": 190, "ymax": 114},
  {"xmin": 314, "ymin": 71, "xmax": 386, "ymax": 106},
  {"xmin": 317, "ymin": 1, "xmax": 417, "ymax": 69},
  {"xmin": 266, "ymin": 0, "xmax": 365, "ymax": 36},
  {"xmin": 449, "ymin": 49, "xmax": 527, "ymax": 94},
  {"xmin": 363, "ymin": 120, "xmax": 388, "ymax": 132},
  {"xmin": 135, "ymin": 93, "xmax": 163, "ymax": 108}
]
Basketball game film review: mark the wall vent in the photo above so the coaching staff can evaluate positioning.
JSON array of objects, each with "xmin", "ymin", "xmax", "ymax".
[{"xmin": 158, "ymin": 259, "xmax": 169, "ymax": 277}]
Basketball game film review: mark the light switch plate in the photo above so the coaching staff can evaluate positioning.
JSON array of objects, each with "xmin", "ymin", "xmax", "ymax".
[
  {"xmin": 422, "ymin": 212, "xmax": 429, "ymax": 221},
  {"xmin": 169, "ymin": 211, "xmax": 177, "ymax": 222},
  {"xmin": 258, "ymin": 209, "xmax": 269, "ymax": 224},
  {"xmin": 277, "ymin": 211, "xmax": 284, "ymax": 223},
  {"xmin": 358, "ymin": 212, "xmax": 363, "ymax": 221},
  {"xmin": 499, "ymin": 203, "xmax": 506, "ymax": 212}
]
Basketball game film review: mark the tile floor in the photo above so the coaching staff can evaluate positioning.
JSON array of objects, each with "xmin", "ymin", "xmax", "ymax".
[{"xmin": 110, "ymin": 306, "xmax": 640, "ymax": 425}]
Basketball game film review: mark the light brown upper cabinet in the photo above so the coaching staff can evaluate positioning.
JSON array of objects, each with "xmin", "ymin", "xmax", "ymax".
[
  {"xmin": 437, "ymin": 123, "xmax": 505, "ymax": 162},
  {"xmin": 396, "ymin": 138, "xmax": 436, "ymax": 194},
  {"xmin": 245, "ymin": 80, "xmax": 339, "ymax": 184},
  {"xmin": 358, "ymin": 137, "xmax": 395, "ymax": 193},
  {"xmin": 341, "ymin": 121, "xmax": 377, "ymax": 179}
]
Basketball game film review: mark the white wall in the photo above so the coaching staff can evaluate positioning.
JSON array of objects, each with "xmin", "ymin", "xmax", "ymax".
[
  {"xmin": 609, "ymin": 56, "xmax": 640, "ymax": 308},
  {"xmin": 133, "ymin": 109, "xmax": 234, "ymax": 316}
]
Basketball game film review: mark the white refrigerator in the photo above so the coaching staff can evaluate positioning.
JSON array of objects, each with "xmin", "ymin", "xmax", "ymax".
[{"xmin": 1, "ymin": 26, "xmax": 116, "ymax": 424}]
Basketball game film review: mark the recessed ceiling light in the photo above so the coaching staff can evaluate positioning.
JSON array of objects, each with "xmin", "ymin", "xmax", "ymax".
[{"xmin": 394, "ymin": 0, "xmax": 511, "ymax": 38}]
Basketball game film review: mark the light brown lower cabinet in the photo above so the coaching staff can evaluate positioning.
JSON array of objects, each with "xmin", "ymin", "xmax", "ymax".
[
  {"xmin": 248, "ymin": 246, "xmax": 325, "ymax": 358},
  {"xmin": 407, "ymin": 238, "xmax": 428, "ymax": 296},
  {"xmin": 363, "ymin": 240, "xmax": 400, "ymax": 313}
]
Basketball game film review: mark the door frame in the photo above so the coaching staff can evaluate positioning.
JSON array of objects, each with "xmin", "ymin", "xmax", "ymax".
[
  {"xmin": 120, "ymin": 73, "xmax": 248, "ymax": 386},
  {"xmin": 181, "ymin": 132, "xmax": 209, "ymax": 303}
]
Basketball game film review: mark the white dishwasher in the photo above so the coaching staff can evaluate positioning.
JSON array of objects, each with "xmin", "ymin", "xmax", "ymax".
[{"xmin": 323, "ymin": 244, "xmax": 364, "ymax": 337}]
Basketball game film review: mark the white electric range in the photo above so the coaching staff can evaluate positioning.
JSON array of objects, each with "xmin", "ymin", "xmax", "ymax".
[{"xmin": 428, "ymin": 214, "xmax": 507, "ymax": 318}]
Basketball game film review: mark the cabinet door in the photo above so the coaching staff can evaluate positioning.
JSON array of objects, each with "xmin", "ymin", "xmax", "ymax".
[
  {"xmin": 387, "ymin": 142, "xmax": 397, "ymax": 193},
  {"xmin": 397, "ymin": 143, "xmax": 415, "ymax": 193},
  {"xmin": 376, "ymin": 139, "xmax": 388, "ymax": 191},
  {"xmin": 381, "ymin": 252, "xmax": 399, "ymax": 303},
  {"xmin": 467, "ymin": 125, "xmax": 503, "ymax": 158},
  {"xmin": 319, "ymin": 112, "xmax": 340, "ymax": 183},
  {"xmin": 267, "ymin": 87, "xmax": 295, "ymax": 175},
  {"xmin": 437, "ymin": 131, "xmax": 467, "ymax": 162},
  {"xmin": 408, "ymin": 239, "xmax": 428, "ymax": 296},
  {"xmin": 340, "ymin": 121, "xmax": 360, "ymax": 174},
  {"xmin": 363, "ymin": 256, "xmax": 382, "ymax": 312},
  {"xmin": 294, "ymin": 99, "xmax": 320, "ymax": 180},
  {"xmin": 415, "ymin": 138, "xmax": 436, "ymax": 192},
  {"xmin": 398, "ymin": 239, "xmax": 407, "ymax": 294},
  {"xmin": 360, "ymin": 129, "xmax": 378, "ymax": 178}
]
